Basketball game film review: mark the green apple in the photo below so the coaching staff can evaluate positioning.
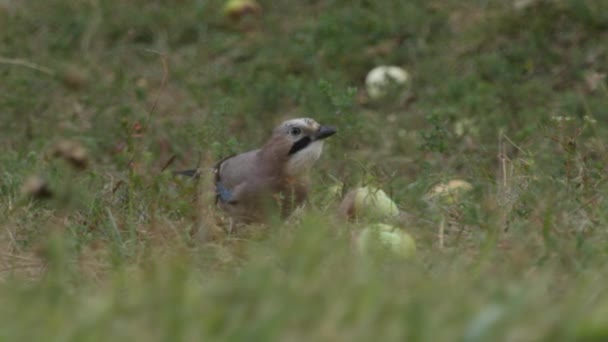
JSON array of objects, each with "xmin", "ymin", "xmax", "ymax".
[
  {"xmin": 354, "ymin": 186, "xmax": 399, "ymax": 219},
  {"xmin": 222, "ymin": 0, "xmax": 261, "ymax": 20},
  {"xmin": 357, "ymin": 224, "xmax": 416, "ymax": 259},
  {"xmin": 326, "ymin": 183, "xmax": 343, "ymax": 199},
  {"xmin": 339, "ymin": 186, "xmax": 399, "ymax": 221}
]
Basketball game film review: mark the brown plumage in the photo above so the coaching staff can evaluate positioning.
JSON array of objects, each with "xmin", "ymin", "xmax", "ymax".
[{"xmin": 181, "ymin": 118, "xmax": 336, "ymax": 224}]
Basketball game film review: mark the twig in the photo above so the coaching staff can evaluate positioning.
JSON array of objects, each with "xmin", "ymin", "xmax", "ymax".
[
  {"xmin": 439, "ymin": 216, "xmax": 445, "ymax": 248},
  {"xmin": 3, "ymin": 226, "xmax": 21, "ymax": 253},
  {"xmin": 498, "ymin": 131, "xmax": 512, "ymax": 232},
  {"xmin": 0, "ymin": 263, "xmax": 44, "ymax": 273},
  {"xmin": 498, "ymin": 131, "xmax": 508, "ymax": 188},
  {"xmin": 106, "ymin": 208, "xmax": 124, "ymax": 245},
  {"xmin": 0, "ymin": 252, "xmax": 35, "ymax": 261},
  {"xmin": 0, "ymin": 57, "xmax": 56, "ymax": 76},
  {"xmin": 501, "ymin": 132, "xmax": 527, "ymax": 156},
  {"xmin": 160, "ymin": 154, "xmax": 177, "ymax": 173},
  {"xmin": 141, "ymin": 51, "xmax": 169, "ymax": 134},
  {"xmin": 125, "ymin": 51, "xmax": 169, "ymax": 173},
  {"xmin": 569, "ymin": 194, "xmax": 603, "ymax": 214},
  {"xmin": 112, "ymin": 180, "xmax": 125, "ymax": 194}
]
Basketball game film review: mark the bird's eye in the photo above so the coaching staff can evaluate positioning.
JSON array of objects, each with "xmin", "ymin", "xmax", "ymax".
[{"xmin": 290, "ymin": 127, "xmax": 302, "ymax": 136}]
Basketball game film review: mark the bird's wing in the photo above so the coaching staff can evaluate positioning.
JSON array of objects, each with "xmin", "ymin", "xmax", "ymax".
[
  {"xmin": 215, "ymin": 181, "xmax": 234, "ymax": 203},
  {"xmin": 214, "ymin": 150, "xmax": 262, "ymax": 204}
]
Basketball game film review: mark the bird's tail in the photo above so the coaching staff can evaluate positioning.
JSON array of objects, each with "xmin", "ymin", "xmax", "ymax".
[{"xmin": 173, "ymin": 169, "xmax": 201, "ymax": 178}]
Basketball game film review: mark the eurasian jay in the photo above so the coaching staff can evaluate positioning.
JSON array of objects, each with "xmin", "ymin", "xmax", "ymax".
[{"xmin": 177, "ymin": 118, "xmax": 336, "ymax": 224}]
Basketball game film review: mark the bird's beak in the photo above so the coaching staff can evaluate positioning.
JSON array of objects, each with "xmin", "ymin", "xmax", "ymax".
[{"xmin": 315, "ymin": 126, "xmax": 337, "ymax": 140}]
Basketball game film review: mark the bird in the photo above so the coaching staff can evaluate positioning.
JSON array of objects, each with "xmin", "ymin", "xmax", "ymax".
[{"xmin": 176, "ymin": 118, "xmax": 336, "ymax": 225}]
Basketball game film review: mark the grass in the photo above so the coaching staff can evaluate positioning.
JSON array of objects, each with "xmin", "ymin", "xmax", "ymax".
[{"xmin": 1, "ymin": 0, "xmax": 608, "ymax": 340}]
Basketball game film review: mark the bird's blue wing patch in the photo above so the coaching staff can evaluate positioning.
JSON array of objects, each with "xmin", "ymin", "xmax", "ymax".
[{"xmin": 215, "ymin": 182, "xmax": 234, "ymax": 203}]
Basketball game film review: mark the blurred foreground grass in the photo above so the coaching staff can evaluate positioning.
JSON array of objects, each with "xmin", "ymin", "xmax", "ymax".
[{"xmin": 2, "ymin": 0, "xmax": 608, "ymax": 340}]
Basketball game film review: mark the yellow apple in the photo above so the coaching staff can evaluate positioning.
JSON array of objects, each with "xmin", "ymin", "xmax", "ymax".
[
  {"xmin": 365, "ymin": 65, "xmax": 409, "ymax": 99},
  {"xmin": 426, "ymin": 179, "xmax": 473, "ymax": 205}
]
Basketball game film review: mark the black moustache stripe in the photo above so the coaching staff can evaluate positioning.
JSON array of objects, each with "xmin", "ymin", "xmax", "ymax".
[{"xmin": 288, "ymin": 137, "xmax": 312, "ymax": 156}]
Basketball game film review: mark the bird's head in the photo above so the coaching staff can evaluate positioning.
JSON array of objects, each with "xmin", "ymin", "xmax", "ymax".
[{"xmin": 262, "ymin": 118, "xmax": 336, "ymax": 176}]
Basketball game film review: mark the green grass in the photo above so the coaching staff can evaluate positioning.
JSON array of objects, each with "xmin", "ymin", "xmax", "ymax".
[{"xmin": 2, "ymin": 0, "xmax": 608, "ymax": 340}]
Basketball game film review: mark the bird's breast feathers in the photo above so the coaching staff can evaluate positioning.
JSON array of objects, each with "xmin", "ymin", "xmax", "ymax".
[{"xmin": 285, "ymin": 140, "xmax": 324, "ymax": 176}]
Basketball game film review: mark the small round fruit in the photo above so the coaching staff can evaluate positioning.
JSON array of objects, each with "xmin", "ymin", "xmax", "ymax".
[
  {"xmin": 61, "ymin": 65, "xmax": 89, "ymax": 90},
  {"xmin": 222, "ymin": 0, "xmax": 261, "ymax": 20},
  {"xmin": 326, "ymin": 184, "xmax": 343, "ymax": 199},
  {"xmin": 354, "ymin": 186, "xmax": 399, "ymax": 218},
  {"xmin": 321, "ymin": 183, "xmax": 343, "ymax": 208},
  {"xmin": 357, "ymin": 224, "xmax": 416, "ymax": 259},
  {"xmin": 365, "ymin": 66, "xmax": 409, "ymax": 99},
  {"xmin": 339, "ymin": 186, "xmax": 399, "ymax": 221},
  {"xmin": 426, "ymin": 179, "xmax": 473, "ymax": 205}
]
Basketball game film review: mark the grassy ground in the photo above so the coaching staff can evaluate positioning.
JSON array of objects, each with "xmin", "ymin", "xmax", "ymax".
[{"xmin": 2, "ymin": 0, "xmax": 608, "ymax": 340}]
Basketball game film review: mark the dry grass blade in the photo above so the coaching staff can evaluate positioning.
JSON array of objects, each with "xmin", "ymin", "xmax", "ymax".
[{"xmin": 0, "ymin": 56, "xmax": 56, "ymax": 75}]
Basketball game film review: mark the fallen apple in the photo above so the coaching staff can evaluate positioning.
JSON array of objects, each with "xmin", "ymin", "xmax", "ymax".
[
  {"xmin": 222, "ymin": 0, "xmax": 261, "ymax": 20},
  {"xmin": 426, "ymin": 179, "xmax": 473, "ymax": 205},
  {"xmin": 357, "ymin": 223, "xmax": 416, "ymax": 259},
  {"xmin": 339, "ymin": 186, "xmax": 399, "ymax": 221},
  {"xmin": 365, "ymin": 65, "xmax": 409, "ymax": 99}
]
